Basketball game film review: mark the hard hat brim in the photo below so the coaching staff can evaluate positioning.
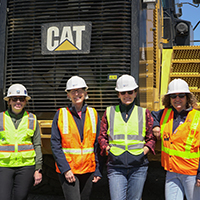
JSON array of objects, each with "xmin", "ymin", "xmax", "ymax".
[
  {"xmin": 115, "ymin": 86, "xmax": 138, "ymax": 92},
  {"xmin": 4, "ymin": 95, "xmax": 31, "ymax": 101},
  {"xmin": 65, "ymin": 87, "xmax": 88, "ymax": 92},
  {"xmin": 165, "ymin": 90, "xmax": 190, "ymax": 96}
]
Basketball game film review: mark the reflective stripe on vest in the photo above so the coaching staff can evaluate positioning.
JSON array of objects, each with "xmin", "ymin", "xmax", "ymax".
[
  {"xmin": 18, "ymin": 144, "xmax": 34, "ymax": 152},
  {"xmin": 0, "ymin": 144, "xmax": 34, "ymax": 152},
  {"xmin": 87, "ymin": 107, "xmax": 96, "ymax": 133},
  {"xmin": 28, "ymin": 113, "xmax": 36, "ymax": 130},
  {"xmin": 0, "ymin": 145, "xmax": 14, "ymax": 152},
  {"xmin": 107, "ymin": 105, "xmax": 146, "ymax": 155},
  {"xmin": 160, "ymin": 108, "xmax": 172, "ymax": 139},
  {"xmin": 160, "ymin": 108, "xmax": 172, "ymax": 152},
  {"xmin": 62, "ymin": 108, "xmax": 69, "ymax": 134},
  {"xmin": 62, "ymin": 147, "xmax": 94, "ymax": 154},
  {"xmin": 0, "ymin": 112, "xmax": 4, "ymax": 131}
]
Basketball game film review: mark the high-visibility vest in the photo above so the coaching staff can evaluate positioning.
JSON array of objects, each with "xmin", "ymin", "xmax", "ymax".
[
  {"xmin": 160, "ymin": 108, "xmax": 200, "ymax": 175},
  {"xmin": 56, "ymin": 107, "xmax": 97, "ymax": 174},
  {"xmin": 0, "ymin": 111, "xmax": 37, "ymax": 167},
  {"xmin": 106, "ymin": 105, "xmax": 146, "ymax": 156}
]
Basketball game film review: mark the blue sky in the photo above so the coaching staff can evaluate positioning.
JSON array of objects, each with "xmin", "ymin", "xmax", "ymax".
[{"xmin": 178, "ymin": 0, "xmax": 200, "ymax": 45}]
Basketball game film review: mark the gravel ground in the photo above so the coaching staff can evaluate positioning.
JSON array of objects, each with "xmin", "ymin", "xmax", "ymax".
[{"xmin": 28, "ymin": 161, "xmax": 165, "ymax": 200}]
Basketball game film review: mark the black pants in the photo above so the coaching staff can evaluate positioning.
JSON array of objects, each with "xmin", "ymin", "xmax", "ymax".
[
  {"xmin": 0, "ymin": 166, "xmax": 35, "ymax": 200},
  {"xmin": 58, "ymin": 172, "xmax": 94, "ymax": 200}
]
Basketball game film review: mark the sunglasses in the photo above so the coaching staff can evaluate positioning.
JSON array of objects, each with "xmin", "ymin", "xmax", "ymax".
[
  {"xmin": 120, "ymin": 91, "xmax": 134, "ymax": 95},
  {"xmin": 70, "ymin": 88, "xmax": 85, "ymax": 95},
  {"xmin": 11, "ymin": 97, "xmax": 26, "ymax": 102},
  {"xmin": 170, "ymin": 94, "xmax": 186, "ymax": 99}
]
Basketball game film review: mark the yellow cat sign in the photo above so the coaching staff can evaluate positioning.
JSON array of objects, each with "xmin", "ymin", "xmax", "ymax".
[{"xmin": 41, "ymin": 22, "xmax": 91, "ymax": 54}]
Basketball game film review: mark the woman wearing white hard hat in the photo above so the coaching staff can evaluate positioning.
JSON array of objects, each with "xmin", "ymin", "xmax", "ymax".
[
  {"xmin": 98, "ymin": 74, "xmax": 156, "ymax": 200},
  {"xmin": 51, "ymin": 76, "xmax": 102, "ymax": 200},
  {"xmin": 0, "ymin": 84, "xmax": 43, "ymax": 200},
  {"xmin": 151, "ymin": 78, "xmax": 200, "ymax": 200}
]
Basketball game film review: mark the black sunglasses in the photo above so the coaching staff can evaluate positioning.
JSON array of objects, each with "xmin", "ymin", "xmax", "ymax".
[
  {"xmin": 120, "ymin": 91, "xmax": 134, "ymax": 95},
  {"xmin": 170, "ymin": 94, "xmax": 186, "ymax": 99},
  {"xmin": 11, "ymin": 97, "xmax": 26, "ymax": 102}
]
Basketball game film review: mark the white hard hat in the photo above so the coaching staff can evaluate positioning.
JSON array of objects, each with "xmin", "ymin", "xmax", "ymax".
[
  {"xmin": 65, "ymin": 76, "xmax": 88, "ymax": 92},
  {"xmin": 115, "ymin": 74, "xmax": 138, "ymax": 92},
  {"xmin": 166, "ymin": 78, "xmax": 190, "ymax": 95},
  {"xmin": 4, "ymin": 83, "xmax": 31, "ymax": 101}
]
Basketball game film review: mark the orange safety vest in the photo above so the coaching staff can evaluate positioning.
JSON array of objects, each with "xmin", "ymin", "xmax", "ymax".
[
  {"xmin": 56, "ymin": 107, "xmax": 97, "ymax": 174},
  {"xmin": 160, "ymin": 108, "xmax": 200, "ymax": 175}
]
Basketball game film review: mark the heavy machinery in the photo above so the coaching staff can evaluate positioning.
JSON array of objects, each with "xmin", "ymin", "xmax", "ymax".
[{"xmin": 0, "ymin": 0, "xmax": 199, "ymax": 197}]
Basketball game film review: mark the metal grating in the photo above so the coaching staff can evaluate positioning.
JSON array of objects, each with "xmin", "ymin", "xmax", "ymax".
[
  {"xmin": 173, "ymin": 46, "xmax": 200, "ymax": 60},
  {"xmin": 6, "ymin": 0, "xmax": 132, "ymax": 119},
  {"xmin": 170, "ymin": 46, "xmax": 200, "ymax": 110},
  {"xmin": 171, "ymin": 63, "xmax": 200, "ymax": 74}
]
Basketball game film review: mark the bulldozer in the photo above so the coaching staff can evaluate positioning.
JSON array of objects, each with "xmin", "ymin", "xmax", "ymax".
[{"xmin": 0, "ymin": 0, "xmax": 199, "ymax": 198}]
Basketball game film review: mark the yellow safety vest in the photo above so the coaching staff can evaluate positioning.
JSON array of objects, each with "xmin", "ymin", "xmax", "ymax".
[
  {"xmin": 106, "ymin": 105, "xmax": 146, "ymax": 156},
  {"xmin": 0, "ymin": 111, "xmax": 37, "ymax": 167}
]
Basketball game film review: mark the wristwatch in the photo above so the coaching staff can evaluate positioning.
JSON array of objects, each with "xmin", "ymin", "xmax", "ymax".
[{"xmin": 37, "ymin": 169, "xmax": 42, "ymax": 173}]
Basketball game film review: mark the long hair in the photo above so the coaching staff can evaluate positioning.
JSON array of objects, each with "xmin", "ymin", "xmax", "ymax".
[{"xmin": 162, "ymin": 93, "xmax": 198, "ymax": 109}]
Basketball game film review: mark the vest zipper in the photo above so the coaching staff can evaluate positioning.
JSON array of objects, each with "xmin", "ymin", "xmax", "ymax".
[
  {"xmin": 125, "ymin": 123, "xmax": 128, "ymax": 166},
  {"xmin": 14, "ymin": 118, "xmax": 18, "ymax": 153}
]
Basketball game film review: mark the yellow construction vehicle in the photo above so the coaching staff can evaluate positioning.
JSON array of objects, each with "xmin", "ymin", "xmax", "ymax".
[{"xmin": 0, "ymin": 0, "xmax": 199, "ymax": 197}]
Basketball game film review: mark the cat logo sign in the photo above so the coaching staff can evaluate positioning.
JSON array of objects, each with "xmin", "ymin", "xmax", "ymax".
[{"xmin": 41, "ymin": 22, "xmax": 91, "ymax": 55}]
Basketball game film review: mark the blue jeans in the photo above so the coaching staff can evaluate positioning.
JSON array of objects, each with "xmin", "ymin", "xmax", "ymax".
[
  {"xmin": 107, "ymin": 166, "xmax": 148, "ymax": 200},
  {"xmin": 165, "ymin": 171, "xmax": 200, "ymax": 200}
]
